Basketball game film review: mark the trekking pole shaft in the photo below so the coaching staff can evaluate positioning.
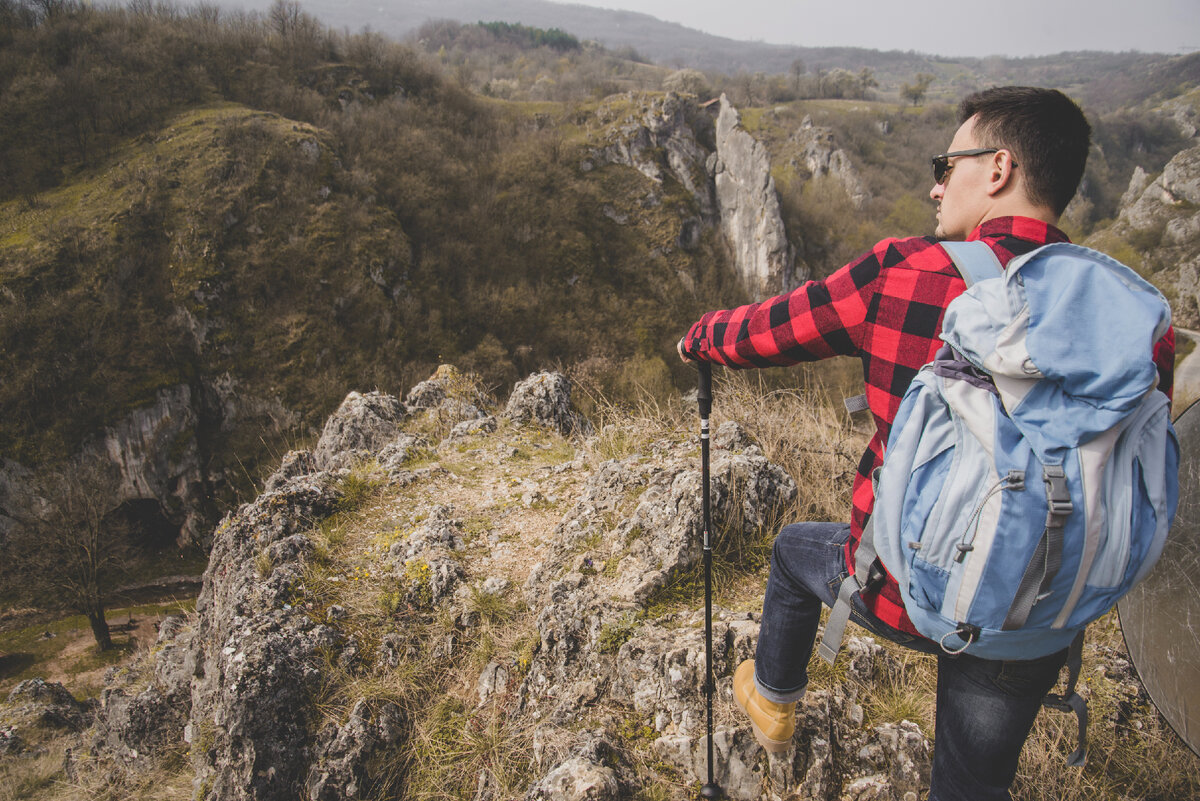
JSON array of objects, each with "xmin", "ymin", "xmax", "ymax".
[{"xmin": 697, "ymin": 362, "xmax": 721, "ymax": 798}]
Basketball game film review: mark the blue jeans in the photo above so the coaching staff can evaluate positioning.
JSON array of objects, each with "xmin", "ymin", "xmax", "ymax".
[{"xmin": 754, "ymin": 522, "xmax": 1069, "ymax": 801}]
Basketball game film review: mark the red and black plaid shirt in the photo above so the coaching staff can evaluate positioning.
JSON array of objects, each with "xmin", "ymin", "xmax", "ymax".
[{"xmin": 682, "ymin": 216, "xmax": 1176, "ymax": 633}]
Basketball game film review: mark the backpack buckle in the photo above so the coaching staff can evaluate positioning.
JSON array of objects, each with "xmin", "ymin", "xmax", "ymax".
[
  {"xmin": 1043, "ymin": 466, "xmax": 1073, "ymax": 527},
  {"xmin": 864, "ymin": 559, "xmax": 887, "ymax": 593}
]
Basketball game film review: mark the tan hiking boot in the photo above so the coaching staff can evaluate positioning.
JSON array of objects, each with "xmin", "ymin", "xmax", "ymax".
[{"xmin": 732, "ymin": 659, "xmax": 796, "ymax": 753}]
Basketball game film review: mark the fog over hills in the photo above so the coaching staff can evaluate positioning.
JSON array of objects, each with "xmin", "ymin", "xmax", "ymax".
[
  {"xmin": 227, "ymin": 0, "xmax": 1199, "ymax": 108},
  {"xmin": 229, "ymin": 0, "xmax": 963, "ymax": 74}
]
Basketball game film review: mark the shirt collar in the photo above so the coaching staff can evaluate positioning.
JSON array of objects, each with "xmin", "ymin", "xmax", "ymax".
[{"xmin": 966, "ymin": 216, "xmax": 1071, "ymax": 245}]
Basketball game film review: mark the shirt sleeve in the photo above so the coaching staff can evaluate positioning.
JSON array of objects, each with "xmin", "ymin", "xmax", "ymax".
[
  {"xmin": 1154, "ymin": 326, "xmax": 1175, "ymax": 403},
  {"xmin": 681, "ymin": 249, "xmax": 881, "ymax": 368}
]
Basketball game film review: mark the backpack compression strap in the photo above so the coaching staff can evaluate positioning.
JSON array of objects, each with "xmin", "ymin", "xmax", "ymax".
[
  {"xmin": 1003, "ymin": 465, "xmax": 1072, "ymax": 630},
  {"xmin": 1043, "ymin": 630, "xmax": 1089, "ymax": 766},
  {"xmin": 818, "ymin": 470, "xmax": 886, "ymax": 665}
]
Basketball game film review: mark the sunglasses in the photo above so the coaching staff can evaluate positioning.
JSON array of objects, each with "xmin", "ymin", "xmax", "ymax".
[{"xmin": 931, "ymin": 148, "xmax": 1014, "ymax": 184}]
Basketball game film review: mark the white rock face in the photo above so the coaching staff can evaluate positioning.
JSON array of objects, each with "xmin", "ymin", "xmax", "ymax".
[
  {"xmin": 1119, "ymin": 145, "xmax": 1200, "ymax": 231},
  {"xmin": 588, "ymin": 92, "xmax": 717, "ymax": 225},
  {"xmin": 712, "ymin": 95, "xmax": 799, "ymax": 299},
  {"xmin": 792, "ymin": 115, "xmax": 869, "ymax": 208},
  {"xmin": 1107, "ymin": 144, "xmax": 1200, "ymax": 326},
  {"xmin": 94, "ymin": 384, "xmax": 204, "ymax": 544}
]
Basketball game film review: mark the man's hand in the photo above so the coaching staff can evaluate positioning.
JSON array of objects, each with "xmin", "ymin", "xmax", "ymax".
[{"xmin": 677, "ymin": 337, "xmax": 695, "ymax": 363}]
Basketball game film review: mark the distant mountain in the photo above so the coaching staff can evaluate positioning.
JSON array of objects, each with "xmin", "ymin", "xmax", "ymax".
[
  {"xmin": 228, "ymin": 0, "xmax": 967, "ymax": 75},
  {"xmin": 231, "ymin": 0, "xmax": 1186, "ymax": 107}
]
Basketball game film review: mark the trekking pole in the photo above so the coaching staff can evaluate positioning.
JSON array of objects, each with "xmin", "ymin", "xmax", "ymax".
[{"xmin": 696, "ymin": 361, "xmax": 722, "ymax": 799}]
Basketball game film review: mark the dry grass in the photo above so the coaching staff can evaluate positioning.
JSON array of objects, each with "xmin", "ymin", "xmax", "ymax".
[{"xmin": 710, "ymin": 370, "xmax": 866, "ymax": 524}]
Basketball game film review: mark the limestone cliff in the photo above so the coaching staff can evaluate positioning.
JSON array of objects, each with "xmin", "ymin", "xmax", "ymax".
[
  {"xmin": 588, "ymin": 92, "xmax": 802, "ymax": 300},
  {"xmin": 790, "ymin": 115, "xmax": 869, "ymax": 209},
  {"xmin": 712, "ymin": 96, "xmax": 799, "ymax": 299},
  {"xmin": 1091, "ymin": 139, "xmax": 1200, "ymax": 327}
]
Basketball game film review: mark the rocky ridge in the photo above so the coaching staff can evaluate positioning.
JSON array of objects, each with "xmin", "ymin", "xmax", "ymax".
[
  {"xmin": 0, "ymin": 367, "xmax": 940, "ymax": 800},
  {"xmin": 2, "ymin": 90, "xmax": 808, "ymax": 557},
  {"xmin": 3, "ymin": 366, "xmax": 1196, "ymax": 799}
]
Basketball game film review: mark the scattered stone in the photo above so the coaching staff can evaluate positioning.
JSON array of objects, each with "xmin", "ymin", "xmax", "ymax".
[
  {"xmin": 377, "ymin": 433, "xmax": 428, "ymax": 474},
  {"xmin": 0, "ymin": 725, "xmax": 24, "ymax": 755},
  {"xmin": 263, "ymin": 449, "xmax": 318, "ymax": 492},
  {"xmin": 524, "ymin": 757, "xmax": 620, "ymax": 801},
  {"xmin": 712, "ymin": 420, "xmax": 756, "ymax": 452}
]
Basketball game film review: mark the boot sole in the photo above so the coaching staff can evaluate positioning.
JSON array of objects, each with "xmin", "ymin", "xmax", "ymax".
[{"xmin": 733, "ymin": 685, "xmax": 792, "ymax": 754}]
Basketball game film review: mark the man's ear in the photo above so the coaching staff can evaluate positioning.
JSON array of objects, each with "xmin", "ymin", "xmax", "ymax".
[{"xmin": 986, "ymin": 150, "xmax": 1018, "ymax": 197}]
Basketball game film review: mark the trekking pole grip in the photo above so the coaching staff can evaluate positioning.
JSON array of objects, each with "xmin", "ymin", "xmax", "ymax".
[{"xmin": 697, "ymin": 361, "xmax": 712, "ymax": 419}]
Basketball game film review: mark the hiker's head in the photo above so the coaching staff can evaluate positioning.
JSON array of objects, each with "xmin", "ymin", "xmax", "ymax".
[{"xmin": 930, "ymin": 86, "xmax": 1091, "ymax": 239}]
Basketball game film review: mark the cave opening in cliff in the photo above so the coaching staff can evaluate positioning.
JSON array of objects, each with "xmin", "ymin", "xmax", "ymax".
[{"xmin": 112, "ymin": 498, "xmax": 179, "ymax": 553}]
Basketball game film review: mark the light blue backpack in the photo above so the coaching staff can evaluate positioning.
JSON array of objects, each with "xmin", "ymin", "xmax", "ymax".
[{"xmin": 820, "ymin": 240, "xmax": 1179, "ymax": 761}]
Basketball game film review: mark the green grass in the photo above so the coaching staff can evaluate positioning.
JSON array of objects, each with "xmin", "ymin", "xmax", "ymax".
[{"xmin": 0, "ymin": 600, "xmax": 195, "ymax": 699}]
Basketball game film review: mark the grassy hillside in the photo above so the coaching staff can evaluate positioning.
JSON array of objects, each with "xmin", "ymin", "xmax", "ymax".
[
  {"xmin": 0, "ymin": 3, "xmax": 741, "ymax": 498},
  {"xmin": 2, "ymin": 1, "xmax": 1197, "ymax": 540}
]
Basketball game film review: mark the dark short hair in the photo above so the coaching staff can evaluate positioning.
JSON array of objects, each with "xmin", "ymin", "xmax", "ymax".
[{"xmin": 958, "ymin": 87, "xmax": 1091, "ymax": 216}]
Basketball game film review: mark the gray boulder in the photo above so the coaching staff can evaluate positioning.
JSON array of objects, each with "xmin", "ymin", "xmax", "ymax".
[
  {"xmin": 306, "ymin": 699, "xmax": 406, "ymax": 800},
  {"xmin": 92, "ymin": 615, "xmax": 195, "ymax": 766},
  {"xmin": 526, "ymin": 731, "xmax": 631, "ymax": 801},
  {"xmin": 263, "ymin": 449, "xmax": 317, "ymax": 493},
  {"xmin": 312, "ymin": 391, "xmax": 407, "ymax": 471},
  {"xmin": 386, "ymin": 504, "xmax": 465, "ymax": 608},
  {"xmin": 504, "ymin": 372, "xmax": 589, "ymax": 436},
  {"xmin": 4, "ymin": 678, "xmax": 92, "ymax": 733},
  {"xmin": 524, "ymin": 757, "xmax": 621, "ymax": 801}
]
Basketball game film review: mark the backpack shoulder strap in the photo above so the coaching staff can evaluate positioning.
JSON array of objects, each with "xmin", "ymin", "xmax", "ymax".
[{"xmin": 941, "ymin": 240, "xmax": 1005, "ymax": 287}]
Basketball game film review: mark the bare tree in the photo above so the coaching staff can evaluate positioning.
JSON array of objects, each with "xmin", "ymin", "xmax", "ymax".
[
  {"xmin": 901, "ymin": 73, "xmax": 936, "ymax": 107},
  {"xmin": 7, "ymin": 461, "xmax": 132, "ymax": 650},
  {"xmin": 790, "ymin": 58, "xmax": 806, "ymax": 94}
]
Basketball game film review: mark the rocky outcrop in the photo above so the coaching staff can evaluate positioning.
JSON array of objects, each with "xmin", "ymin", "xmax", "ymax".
[
  {"xmin": 312, "ymin": 390, "xmax": 408, "ymax": 471},
  {"xmin": 712, "ymin": 95, "xmax": 799, "ymax": 298},
  {"xmin": 0, "ymin": 374, "xmax": 301, "ymax": 548},
  {"xmin": 587, "ymin": 92, "xmax": 803, "ymax": 297},
  {"xmin": 1103, "ymin": 144, "xmax": 1200, "ymax": 326},
  {"xmin": 1117, "ymin": 145, "xmax": 1200, "ymax": 232},
  {"xmin": 186, "ymin": 474, "xmax": 343, "ymax": 800},
  {"xmin": 791, "ymin": 115, "xmax": 869, "ymax": 208},
  {"xmin": 3, "ymin": 679, "xmax": 93, "ymax": 737},
  {"xmin": 76, "ymin": 368, "xmax": 942, "ymax": 800},
  {"xmin": 588, "ymin": 92, "xmax": 718, "ymax": 226},
  {"xmin": 1161, "ymin": 88, "xmax": 1200, "ymax": 140},
  {"xmin": 91, "ymin": 615, "xmax": 194, "ymax": 767}
]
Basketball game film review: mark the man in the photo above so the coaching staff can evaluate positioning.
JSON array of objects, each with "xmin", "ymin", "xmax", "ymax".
[{"xmin": 677, "ymin": 86, "xmax": 1174, "ymax": 800}]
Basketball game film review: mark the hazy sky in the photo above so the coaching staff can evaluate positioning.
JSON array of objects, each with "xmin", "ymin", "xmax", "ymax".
[{"xmin": 550, "ymin": 0, "xmax": 1200, "ymax": 58}]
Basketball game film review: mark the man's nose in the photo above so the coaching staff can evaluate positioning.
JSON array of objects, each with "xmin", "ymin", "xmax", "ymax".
[{"xmin": 930, "ymin": 182, "xmax": 944, "ymax": 202}]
